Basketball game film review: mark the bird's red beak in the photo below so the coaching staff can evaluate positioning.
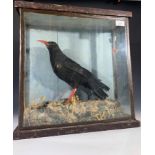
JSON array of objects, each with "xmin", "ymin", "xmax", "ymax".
[{"xmin": 37, "ymin": 40, "xmax": 48, "ymax": 45}]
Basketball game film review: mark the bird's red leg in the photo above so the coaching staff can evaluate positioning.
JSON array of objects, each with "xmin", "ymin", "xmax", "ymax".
[{"xmin": 67, "ymin": 87, "xmax": 77, "ymax": 103}]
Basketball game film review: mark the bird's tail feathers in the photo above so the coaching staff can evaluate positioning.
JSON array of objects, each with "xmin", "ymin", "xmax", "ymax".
[
  {"xmin": 94, "ymin": 78, "xmax": 110, "ymax": 91},
  {"xmin": 88, "ymin": 77, "xmax": 109, "ymax": 99}
]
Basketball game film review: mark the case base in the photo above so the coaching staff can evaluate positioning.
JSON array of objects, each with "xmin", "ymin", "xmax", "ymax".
[{"xmin": 14, "ymin": 119, "xmax": 140, "ymax": 140}]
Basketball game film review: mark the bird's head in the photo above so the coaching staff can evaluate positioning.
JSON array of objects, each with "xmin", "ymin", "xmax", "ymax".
[{"xmin": 37, "ymin": 40, "xmax": 58, "ymax": 49}]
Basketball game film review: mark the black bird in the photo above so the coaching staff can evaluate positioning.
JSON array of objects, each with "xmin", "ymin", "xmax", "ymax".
[{"xmin": 37, "ymin": 40, "xmax": 109, "ymax": 102}]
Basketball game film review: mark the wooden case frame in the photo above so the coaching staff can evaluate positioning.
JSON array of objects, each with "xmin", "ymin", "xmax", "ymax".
[{"xmin": 13, "ymin": 1, "xmax": 140, "ymax": 140}]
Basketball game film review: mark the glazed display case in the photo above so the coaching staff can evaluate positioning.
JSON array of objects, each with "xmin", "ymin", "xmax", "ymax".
[{"xmin": 14, "ymin": 0, "xmax": 140, "ymax": 140}]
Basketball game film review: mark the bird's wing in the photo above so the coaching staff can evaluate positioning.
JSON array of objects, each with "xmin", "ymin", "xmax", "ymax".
[
  {"xmin": 63, "ymin": 57, "xmax": 109, "ymax": 90},
  {"xmin": 63, "ymin": 57, "xmax": 91, "ymax": 79}
]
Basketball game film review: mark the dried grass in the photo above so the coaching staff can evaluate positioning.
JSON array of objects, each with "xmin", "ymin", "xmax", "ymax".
[{"xmin": 23, "ymin": 99, "xmax": 129, "ymax": 127}]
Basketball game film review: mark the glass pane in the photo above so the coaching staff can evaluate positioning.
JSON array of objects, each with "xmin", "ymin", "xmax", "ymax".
[{"xmin": 23, "ymin": 11, "xmax": 131, "ymax": 127}]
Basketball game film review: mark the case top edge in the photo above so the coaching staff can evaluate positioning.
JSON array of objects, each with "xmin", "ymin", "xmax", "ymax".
[{"xmin": 14, "ymin": 1, "xmax": 132, "ymax": 17}]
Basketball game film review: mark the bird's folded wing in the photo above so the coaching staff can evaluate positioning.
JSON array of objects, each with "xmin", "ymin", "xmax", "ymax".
[{"xmin": 63, "ymin": 58, "xmax": 91, "ymax": 78}]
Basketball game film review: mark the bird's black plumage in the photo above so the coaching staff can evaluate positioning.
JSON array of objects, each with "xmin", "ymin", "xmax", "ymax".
[{"xmin": 41, "ymin": 41, "xmax": 109, "ymax": 100}]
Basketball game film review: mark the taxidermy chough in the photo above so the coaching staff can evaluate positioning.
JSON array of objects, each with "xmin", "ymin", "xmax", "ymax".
[{"xmin": 37, "ymin": 40, "xmax": 110, "ymax": 103}]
